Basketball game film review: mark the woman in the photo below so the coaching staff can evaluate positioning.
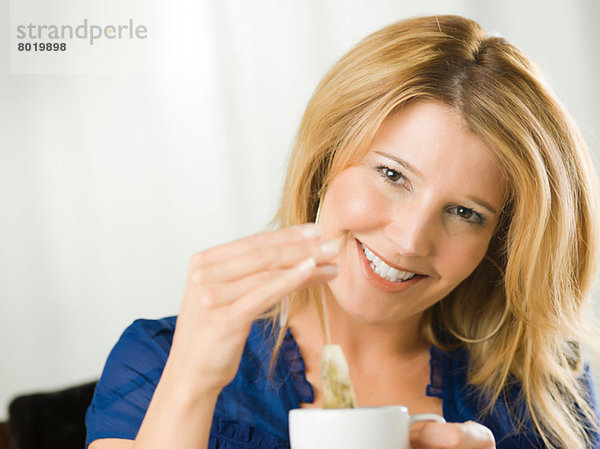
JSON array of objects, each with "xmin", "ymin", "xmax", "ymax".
[{"xmin": 86, "ymin": 15, "xmax": 600, "ymax": 449}]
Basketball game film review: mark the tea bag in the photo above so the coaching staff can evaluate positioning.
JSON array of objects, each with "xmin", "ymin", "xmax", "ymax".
[
  {"xmin": 320, "ymin": 344, "xmax": 357, "ymax": 408},
  {"xmin": 319, "ymin": 286, "xmax": 357, "ymax": 409}
]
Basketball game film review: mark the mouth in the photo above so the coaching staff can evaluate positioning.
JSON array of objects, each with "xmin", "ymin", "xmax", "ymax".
[{"xmin": 356, "ymin": 240, "xmax": 427, "ymax": 290}]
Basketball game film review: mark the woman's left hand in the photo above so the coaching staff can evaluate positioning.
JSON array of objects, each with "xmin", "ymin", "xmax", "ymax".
[{"xmin": 410, "ymin": 421, "xmax": 495, "ymax": 449}]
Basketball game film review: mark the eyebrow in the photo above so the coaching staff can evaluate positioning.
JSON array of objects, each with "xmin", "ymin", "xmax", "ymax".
[
  {"xmin": 374, "ymin": 150, "xmax": 499, "ymax": 215},
  {"xmin": 465, "ymin": 196, "xmax": 498, "ymax": 215},
  {"xmin": 375, "ymin": 151, "xmax": 425, "ymax": 179}
]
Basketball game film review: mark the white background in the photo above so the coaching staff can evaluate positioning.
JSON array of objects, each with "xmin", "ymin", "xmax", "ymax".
[{"xmin": 1, "ymin": 0, "xmax": 599, "ymax": 421}]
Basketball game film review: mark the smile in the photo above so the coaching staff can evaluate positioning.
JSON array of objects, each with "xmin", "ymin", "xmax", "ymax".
[
  {"xmin": 360, "ymin": 243, "xmax": 417, "ymax": 283},
  {"xmin": 354, "ymin": 240, "xmax": 426, "ymax": 293}
]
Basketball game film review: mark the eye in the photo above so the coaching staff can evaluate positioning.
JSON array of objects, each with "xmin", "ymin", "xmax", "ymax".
[
  {"xmin": 448, "ymin": 205, "xmax": 485, "ymax": 225},
  {"xmin": 376, "ymin": 165, "xmax": 409, "ymax": 188}
]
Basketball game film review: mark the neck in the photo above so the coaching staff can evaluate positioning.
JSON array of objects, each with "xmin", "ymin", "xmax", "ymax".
[
  {"xmin": 289, "ymin": 290, "xmax": 430, "ymax": 373},
  {"xmin": 326, "ymin": 294, "xmax": 429, "ymax": 368}
]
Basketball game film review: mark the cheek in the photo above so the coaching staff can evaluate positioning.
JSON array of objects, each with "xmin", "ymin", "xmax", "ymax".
[
  {"xmin": 440, "ymin": 237, "xmax": 491, "ymax": 283},
  {"xmin": 321, "ymin": 168, "xmax": 389, "ymax": 232}
]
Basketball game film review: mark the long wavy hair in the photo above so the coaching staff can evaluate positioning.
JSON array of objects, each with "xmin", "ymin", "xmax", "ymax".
[{"xmin": 268, "ymin": 15, "xmax": 599, "ymax": 449}]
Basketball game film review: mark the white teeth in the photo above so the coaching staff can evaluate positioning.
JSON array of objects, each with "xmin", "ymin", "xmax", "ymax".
[
  {"xmin": 388, "ymin": 267, "xmax": 400, "ymax": 278},
  {"xmin": 361, "ymin": 243, "xmax": 417, "ymax": 283}
]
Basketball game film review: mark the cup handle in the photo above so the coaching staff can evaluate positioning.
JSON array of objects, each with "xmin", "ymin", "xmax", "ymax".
[{"xmin": 409, "ymin": 413, "xmax": 446, "ymax": 425}]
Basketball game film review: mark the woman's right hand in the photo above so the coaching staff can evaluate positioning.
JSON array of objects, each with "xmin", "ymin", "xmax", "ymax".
[{"xmin": 166, "ymin": 223, "xmax": 340, "ymax": 396}]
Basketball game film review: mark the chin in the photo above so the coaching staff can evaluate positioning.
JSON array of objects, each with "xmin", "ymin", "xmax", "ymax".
[{"xmin": 332, "ymin": 294, "xmax": 400, "ymax": 326}]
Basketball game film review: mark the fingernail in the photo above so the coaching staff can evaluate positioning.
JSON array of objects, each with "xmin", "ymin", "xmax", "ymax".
[
  {"xmin": 297, "ymin": 257, "xmax": 316, "ymax": 272},
  {"xmin": 320, "ymin": 239, "xmax": 341, "ymax": 256},
  {"xmin": 295, "ymin": 223, "xmax": 321, "ymax": 239},
  {"xmin": 319, "ymin": 264, "xmax": 339, "ymax": 276}
]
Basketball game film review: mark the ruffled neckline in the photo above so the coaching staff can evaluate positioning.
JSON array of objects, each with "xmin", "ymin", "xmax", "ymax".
[
  {"xmin": 279, "ymin": 328, "xmax": 314, "ymax": 404},
  {"xmin": 279, "ymin": 324, "xmax": 445, "ymax": 404},
  {"xmin": 427, "ymin": 345, "xmax": 445, "ymax": 398}
]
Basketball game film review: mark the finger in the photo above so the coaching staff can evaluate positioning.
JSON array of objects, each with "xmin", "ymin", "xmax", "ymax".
[
  {"xmin": 415, "ymin": 422, "xmax": 495, "ymax": 449},
  {"xmin": 235, "ymin": 257, "xmax": 330, "ymax": 317},
  {"xmin": 190, "ymin": 224, "xmax": 321, "ymax": 267},
  {"xmin": 458, "ymin": 422, "xmax": 495, "ymax": 448},
  {"xmin": 214, "ymin": 262, "xmax": 339, "ymax": 304},
  {"xmin": 191, "ymin": 237, "xmax": 341, "ymax": 284},
  {"xmin": 409, "ymin": 429, "xmax": 425, "ymax": 449}
]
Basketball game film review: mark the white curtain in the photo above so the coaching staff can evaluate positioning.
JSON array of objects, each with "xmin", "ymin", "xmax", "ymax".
[{"xmin": 1, "ymin": 0, "xmax": 598, "ymax": 419}]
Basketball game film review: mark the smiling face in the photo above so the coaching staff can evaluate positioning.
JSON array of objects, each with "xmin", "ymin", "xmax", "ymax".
[{"xmin": 318, "ymin": 101, "xmax": 507, "ymax": 326}]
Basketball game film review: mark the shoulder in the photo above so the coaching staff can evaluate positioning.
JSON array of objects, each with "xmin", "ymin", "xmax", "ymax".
[
  {"xmin": 100, "ymin": 316, "xmax": 176, "ymax": 388},
  {"xmin": 85, "ymin": 316, "xmax": 176, "ymax": 444},
  {"xmin": 87, "ymin": 317, "xmax": 298, "ymax": 446},
  {"xmin": 432, "ymin": 346, "xmax": 600, "ymax": 448},
  {"xmin": 119, "ymin": 316, "xmax": 177, "ymax": 344},
  {"xmin": 431, "ymin": 346, "xmax": 542, "ymax": 448}
]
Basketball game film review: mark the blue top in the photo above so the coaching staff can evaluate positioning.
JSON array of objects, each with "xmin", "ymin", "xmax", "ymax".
[{"xmin": 85, "ymin": 316, "xmax": 599, "ymax": 448}]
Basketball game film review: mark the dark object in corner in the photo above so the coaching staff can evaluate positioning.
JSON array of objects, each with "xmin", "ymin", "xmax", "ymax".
[
  {"xmin": 0, "ymin": 422, "xmax": 11, "ymax": 449},
  {"xmin": 7, "ymin": 381, "xmax": 97, "ymax": 449}
]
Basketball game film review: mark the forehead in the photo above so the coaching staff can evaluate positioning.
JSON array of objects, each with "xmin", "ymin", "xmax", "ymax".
[{"xmin": 367, "ymin": 101, "xmax": 507, "ymax": 204}]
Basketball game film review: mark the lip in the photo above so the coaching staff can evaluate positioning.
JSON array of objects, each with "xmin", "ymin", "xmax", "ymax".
[
  {"xmin": 360, "ymin": 241, "xmax": 425, "ymax": 275},
  {"xmin": 355, "ymin": 239, "xmax": 427, "ymax": 293}
]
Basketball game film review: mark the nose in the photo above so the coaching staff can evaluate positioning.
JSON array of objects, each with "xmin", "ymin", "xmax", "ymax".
[{"xmin": 383, "ymin": 202, "xmax": 435, "ymax": 257}]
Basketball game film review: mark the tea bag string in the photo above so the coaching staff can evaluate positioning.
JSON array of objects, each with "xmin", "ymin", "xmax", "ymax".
[
  {"xmin": 319, "ymin": 285, "xmax": 332, "ymax": 345},
  {"xmin": 315, "ymin": 200, "xmax": 357, "ymax": 409}
]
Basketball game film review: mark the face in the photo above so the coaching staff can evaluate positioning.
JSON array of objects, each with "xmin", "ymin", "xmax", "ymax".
[{"xmin": 318, "ymin": 101, "xmax": 506, "ymax": 326}]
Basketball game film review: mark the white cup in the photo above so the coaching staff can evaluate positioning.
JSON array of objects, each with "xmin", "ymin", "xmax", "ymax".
[{"xmin": 289, "ymin": 406, "xmax": 445, "ymax": 449}]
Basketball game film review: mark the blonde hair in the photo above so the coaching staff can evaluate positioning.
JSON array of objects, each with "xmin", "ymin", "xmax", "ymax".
[{"xmin": 269, "ymin": 15, "xmax": 600, "ymax": 449}]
